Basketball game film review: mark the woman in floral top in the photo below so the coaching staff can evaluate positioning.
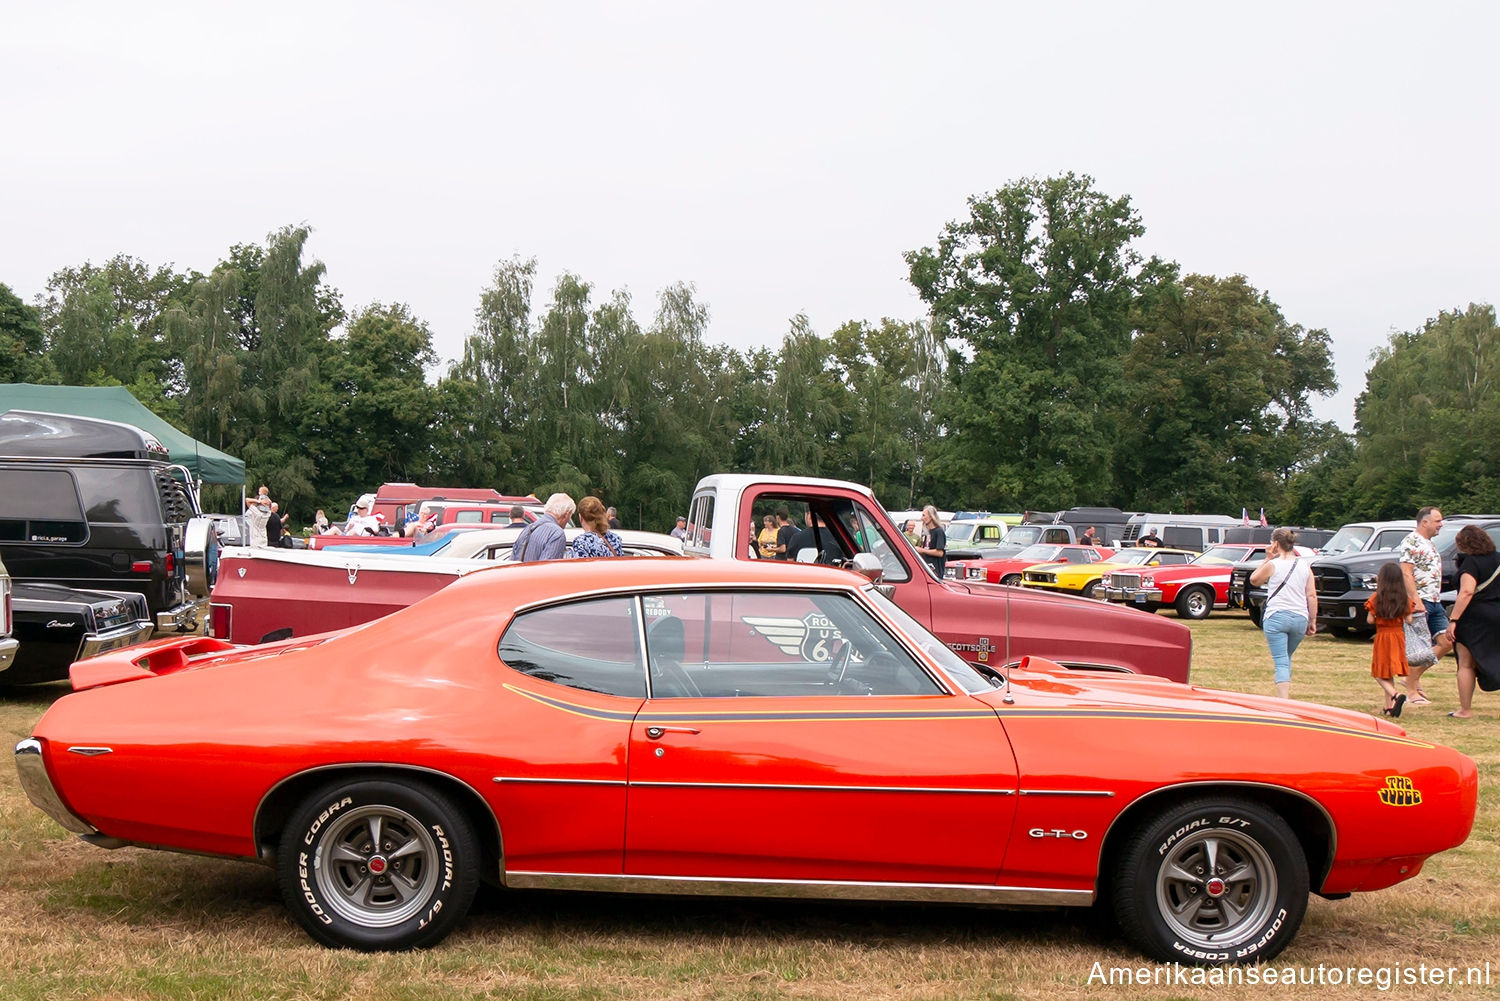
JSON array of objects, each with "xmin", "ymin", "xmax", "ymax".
[{"xmin": 571, "ymin": 497, "xmax": 625, "ymax": 558}]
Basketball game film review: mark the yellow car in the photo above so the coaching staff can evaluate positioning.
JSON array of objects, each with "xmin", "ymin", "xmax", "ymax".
[{"xmin": 1020, "ymin": 547, "xmax": 1198, "ymax": 599}]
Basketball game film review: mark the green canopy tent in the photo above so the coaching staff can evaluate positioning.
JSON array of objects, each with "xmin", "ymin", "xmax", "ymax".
[{"xmin": 0, "ymin": 384, "xmax": 245, "ymax": 485}]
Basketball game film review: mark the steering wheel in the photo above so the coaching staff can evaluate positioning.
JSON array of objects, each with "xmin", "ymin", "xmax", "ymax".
[{"xmin": 827, "ymin": 638, "xmax": 853, "ymax": 683}]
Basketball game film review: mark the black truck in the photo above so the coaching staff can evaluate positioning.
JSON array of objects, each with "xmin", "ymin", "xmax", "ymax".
[{"xmin": 0, "ymin": 410, "xmax": 217, "ymax": 646}]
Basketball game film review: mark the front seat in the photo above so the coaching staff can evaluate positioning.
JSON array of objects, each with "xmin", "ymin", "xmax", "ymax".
[{"xmin": 646, "ymin": 615, "xmax": 701, "ymax": 698}]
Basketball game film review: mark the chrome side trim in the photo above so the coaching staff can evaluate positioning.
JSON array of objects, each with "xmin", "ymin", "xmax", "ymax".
[
  {"xmin": 1018, "ymin": 789, "xmax": 1115, "ymax": 797},
  {"xmin": 630, "ymin": 780, "xmax": 1015, "ymax": 795},
  {"xmin": 503, "ymin": 871, "xmax": 1092, "ymax": 906},
  {"xmin": 493, "ymin": 777, "xmax": 627, "ymax": 787},
  {"xmin": 66, "ymin": 746, "xmax": 114, "ymax": 756},
  {"xmin": 14, "ymin": 738, "xmax": 98, "ymax": 835}
]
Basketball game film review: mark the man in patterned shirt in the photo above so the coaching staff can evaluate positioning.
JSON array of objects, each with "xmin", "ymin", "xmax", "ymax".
[{"xmin": 1400, "ymin": 506, "xmax": 1453, "ymax": 705}]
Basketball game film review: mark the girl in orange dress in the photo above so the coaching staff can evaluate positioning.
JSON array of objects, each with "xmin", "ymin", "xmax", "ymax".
[{"xmin": 1365, "ymin": 562, "xmax": 1413, "ymax": 717}]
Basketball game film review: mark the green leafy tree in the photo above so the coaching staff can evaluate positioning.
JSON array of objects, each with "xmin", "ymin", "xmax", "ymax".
[
  {"xmin": 1353, "ymin": 304, "xmax": 1500, "ymax": 517},
  {"xmin": 1113, "ymin": 272, "xmax": 1338, "ymax": 513},
  {"xmin": 906, "ymin": 173, "xmax": 1146, "ymax": 508},
  {"xmin": 0, "ymin": 283, "xmax": 55, "ymax": 383}
]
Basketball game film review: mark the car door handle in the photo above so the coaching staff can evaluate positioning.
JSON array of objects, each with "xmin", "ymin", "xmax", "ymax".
[{"xmin": 645, "ymin": 726, "xmax": 701, "ymax": 739}]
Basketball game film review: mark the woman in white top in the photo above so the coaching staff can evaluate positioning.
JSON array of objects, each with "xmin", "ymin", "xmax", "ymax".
[{"xmin": 1248, "ymin": 527, "xmax": 1318, "ymax": 699}]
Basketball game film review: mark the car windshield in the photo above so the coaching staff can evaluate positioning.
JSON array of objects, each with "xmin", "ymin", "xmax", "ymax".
[
  {"xmin": 1015, "ymin": 545, "xmax": 1062, "ymax": 562},
  {"xmin": 1322, "ymin": 525, "xmax": 1373, "ymax": 554},
  {"xmin": 947, "ymin": 523, "xmax": 976, "ymax": 543},
  {"xmin": 862, "ymin": 584, "xmax": 993, "ymax": 694},
  {"xmin": 1195, "ymin": 546, "xmax": 1245, "ymax": 564},
  {"xmin": 1110, "ymin": 549, "xmax": 1159, "ymax": 566},
  {"xmin": 1004, "ymin": 526, "xmax": 1045, "ymax": 547}
]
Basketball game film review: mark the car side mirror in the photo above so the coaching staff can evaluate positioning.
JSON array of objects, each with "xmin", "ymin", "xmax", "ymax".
[{"xmin": 849, "ymin": 552, "xmax": 884, "ymax": 583}]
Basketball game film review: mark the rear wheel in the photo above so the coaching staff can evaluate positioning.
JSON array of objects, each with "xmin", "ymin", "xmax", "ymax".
[
  {"xmin": 1247, "ymin": 604, "xmax": 1263, "ymax": 628},
  {"xmin": 1175, "ymin": 586, "xmax": 1214, "ymax": 620},
  {"xmin": 1111, "ymin": 797, "xmax": 1307, "ymax": 964},
  {"xmin": 277, "ymin": 778, "xmax": 480, "ymax": 950}
]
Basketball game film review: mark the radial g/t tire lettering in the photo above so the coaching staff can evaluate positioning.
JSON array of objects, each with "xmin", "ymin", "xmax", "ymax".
[
  {"xmin": 277, "ymin": 778, "xmax": 480, "ymax": 950},
  {"xmin": 1111, "ymin": 796, "xmax": 1308, "ymax": 965}
]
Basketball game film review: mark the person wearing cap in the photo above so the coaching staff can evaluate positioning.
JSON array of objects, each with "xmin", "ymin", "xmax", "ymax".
[
  {"xmin": 345, "ymin": 498, "xmax": 381, "ymax": 537},
  {"xmin": 244, "ymin": 494, "xmax": 272, "ymax": 548},
  {"xmin": 670, "ymin": 515, "xmax": 688, "ymax": 541}
]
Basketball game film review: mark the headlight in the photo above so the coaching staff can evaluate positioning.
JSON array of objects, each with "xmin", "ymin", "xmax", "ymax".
[
  {"xmin": 968, "ymin": 567, "xmax": 986, "ymax": 580},
  {"xmin": 1355, "ymin": 573, "xmax": 1380, "ymax": 589},
  {"xmin": 1101, "ymin": 574, "xmax": 1112, "ymax": 586},
  {"xmin": 1140, "ymin": 575, "xmax": 1153, "ymax": 588}
]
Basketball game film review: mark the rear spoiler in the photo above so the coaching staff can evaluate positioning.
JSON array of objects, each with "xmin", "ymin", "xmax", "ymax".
[{"xmin": 70, "ymin": 636, "xmax": 236, "ymax": 691}]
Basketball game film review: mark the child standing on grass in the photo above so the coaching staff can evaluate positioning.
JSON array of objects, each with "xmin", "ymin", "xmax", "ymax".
[{"xmin": 1366, "ymin": 562, "xmax": 1414, "ymax": 717}]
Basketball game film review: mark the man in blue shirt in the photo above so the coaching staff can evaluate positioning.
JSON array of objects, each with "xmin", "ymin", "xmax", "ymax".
[{"xmin": 508, "ymin": 493, "xmax": 576, "ymax": 562}]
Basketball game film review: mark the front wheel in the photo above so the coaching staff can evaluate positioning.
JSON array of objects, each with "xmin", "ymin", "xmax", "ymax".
[
  {"xmin": 277, "ymin": 778, "xmax": 480, "ymax": 950},
  {"xmin": 1000, "ymin": 573, "xmax": 1022, "ymax": 586},
  {"xmin": 1111, "ymin": 797, "xmax": 1307, "ymax": 964},
  {"xmin": 1175, "ymin": 586, "xmax": 1213, "ymax": 620},
  {"xmin": 1082, "ymin": 580, "xmax": 1101, "ymax": 600},
  {"xmin": 1247, "ymin": 604, "xmax": 1263, "ymax": 628}
]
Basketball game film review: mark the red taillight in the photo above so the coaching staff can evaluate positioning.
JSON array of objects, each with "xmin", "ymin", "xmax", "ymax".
[
  {"xmin": 165, "ymin": 552, "xmax": 175, "ymax": 575},
  {"xmin": 209, "ymin": 603, "xmax": 231, "ymax": 639},
  {"xmin": 131, "ymin": 560, "xmax": 153, "ymax": 573}
]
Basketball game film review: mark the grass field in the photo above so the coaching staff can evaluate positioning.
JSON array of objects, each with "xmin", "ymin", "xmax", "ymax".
[{"xmin": 0, "ymin": 614, "xmax": 1496, "ymax": 1001}]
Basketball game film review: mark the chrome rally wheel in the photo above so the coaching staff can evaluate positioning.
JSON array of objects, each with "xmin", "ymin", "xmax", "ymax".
[
  {"xmin": 314, "ymin": 805, "xmax": 441, "ymax": 928},
  {"xmin": 277, "ymin": 778, "xmax": 479, "ymax": 950},
  {"xmin": 1112, "ymin": 797, "xmax": 1307, "ymax": 964}
]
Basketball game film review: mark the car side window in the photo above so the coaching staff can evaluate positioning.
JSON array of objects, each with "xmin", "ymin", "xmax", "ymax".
[
  {"xmin": 1043, "ymin": 528, "xmax": 1070, "ymax": 544},
  {"xmin": 1159, "ymin": 553, "xmax": 1191, "ymax": 565},
  {"xmin": 641, "ymin": 590, "xmax": 940, "ymax": 699},
  {"xmin": 1372, "ymin": 529, "xmax": 1407, "ymax": 549},
  {"xmin": 0, "ymin": 468, "xmax": 88, "ymax": 543},
  {"xmin": 498, "ymin": 597, "xmax": 645, "ymax": 698}
]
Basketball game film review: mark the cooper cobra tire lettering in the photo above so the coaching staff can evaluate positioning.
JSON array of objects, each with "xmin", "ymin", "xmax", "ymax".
[
  {"xmin": 1114, "ymin": 797, "xmax": 1308, "ymax": 965},
  {"xmin": 276, "ymin": 779, "xmax": 480, "ymax": 950}
]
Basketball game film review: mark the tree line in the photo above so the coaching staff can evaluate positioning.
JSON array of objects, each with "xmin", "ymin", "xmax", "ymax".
[{"xmin": 1, "ymin": 173, "xmax": 1494, "ymax": 531}]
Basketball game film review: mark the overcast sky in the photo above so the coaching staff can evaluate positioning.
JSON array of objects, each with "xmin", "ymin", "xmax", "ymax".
[{"xmin": 4, "ymin": 1, "xmax": 1496, "ymax": 430}]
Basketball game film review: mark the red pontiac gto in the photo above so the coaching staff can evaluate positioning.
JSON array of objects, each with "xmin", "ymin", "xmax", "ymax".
[{"xmin": 16, "ymin": 558, "xmax": 1476, "ymax": 964}]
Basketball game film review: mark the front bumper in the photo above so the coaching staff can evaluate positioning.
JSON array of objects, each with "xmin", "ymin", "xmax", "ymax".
[
  {"xmin": 1105, "ymin": 586, "xmax": 1163, "ymax": 607},
  {"xmin": 1317, "ymin": 593, "xmax": 1372, "ymax": 629},
  {"xmin": 14, "ymin": 738, "xmax": 97, "ymax": 835},
  {"xmin": 0, "ymin": 636, "xmax": 17, "ymax": 672},
  {"xmin": 155, "ymin": 596, "xmax": 209, "ymax": 633}
]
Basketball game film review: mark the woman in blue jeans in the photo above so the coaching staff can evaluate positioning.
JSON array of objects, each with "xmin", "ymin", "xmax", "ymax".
[{"xmin": 1249, "ymin": 527, "xmax": 1318, "ymax": 699}]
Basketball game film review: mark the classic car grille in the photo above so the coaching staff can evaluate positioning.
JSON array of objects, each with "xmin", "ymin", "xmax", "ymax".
[
  {"xmin": 1022, "ymin": 571, "xmax": 1055, "ymax": 584},
  {"xmin": 1112, "ymin": 572, "xmax": 1143, "ymax": 589},
  {"xmin": 1313, "ymin": 566, "xmax": 1352, "ymax": 596}
]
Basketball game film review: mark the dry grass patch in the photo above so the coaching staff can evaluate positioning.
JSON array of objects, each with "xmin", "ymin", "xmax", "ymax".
[{"xmin": 0, "ymin": 614, "xmax": 1496, "ymax": 1000}]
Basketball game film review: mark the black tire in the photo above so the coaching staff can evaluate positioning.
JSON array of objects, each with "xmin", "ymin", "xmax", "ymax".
[
  {"xmin": 1247, "ymin": 604, "xmax": 1263, "ymax": 628},
  {"xmin": 1174, "ymin": 586, "xmax": 1214, "ymax": 621},
  {"xmin": 1111, "ymin": 797, "xmax": 1307, "ymax": 965},
  {"xmin": 1000, "ymin": 573, "xmax": 1022, "ymax": 587},
  {"xmin": 277, "ymin": 778, "xmax": 480, "ymax": 950},
  {"xmin": 1082, "ymin": 580, "xmax": 1101, "ymax": 600}
]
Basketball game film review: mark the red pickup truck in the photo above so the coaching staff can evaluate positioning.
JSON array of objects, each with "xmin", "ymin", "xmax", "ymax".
[{"xmin": 684, "ymin": 475, "xmax": 1192, "ymax": 682}]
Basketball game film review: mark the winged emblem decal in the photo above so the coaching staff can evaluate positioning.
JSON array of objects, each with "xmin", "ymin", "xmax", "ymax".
[{"xmin": 742, "ymin": 616, "xmax": 808, "ymax": 656}]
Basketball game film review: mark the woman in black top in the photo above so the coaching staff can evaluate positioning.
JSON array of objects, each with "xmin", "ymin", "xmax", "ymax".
[{"xmin": 1447, "ymin": 525, "xmax": 1500, "ymax": 717}]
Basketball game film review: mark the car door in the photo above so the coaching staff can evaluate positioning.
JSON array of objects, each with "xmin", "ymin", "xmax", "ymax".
[
  {"xmin": 491, "ymin": 595, "xmax": 645, "ymax": 875},
  {"xmin": 625, "ymin": 587, "xmax": 1018, "ymax": 886}
]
